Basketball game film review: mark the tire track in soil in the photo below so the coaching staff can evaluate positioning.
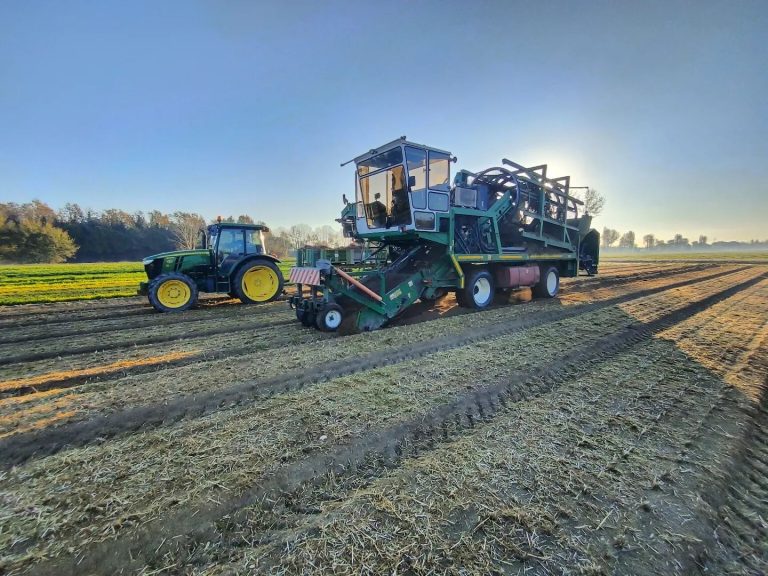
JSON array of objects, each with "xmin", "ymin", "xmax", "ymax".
[
  {"xmin": 0, "ymin": 267, "xmax": 762, "ymax": 471},
  {"xmin": 616, "ymin": 299, "xmax": 768, "ymax": 576},
  {"xmin": 705, "ymin": 375, "xmax": 768, "ymax": 573},
  {"xmin": 0, "ymin": 298, "xmax": 152, "ymax": 322},
  {"xmin": 563, "ymin": 262, "xmax": 712, "ymax": 289},
  {"xmin": 0, "ymin": 265, "xmax": 745, "ymax": 398},
  {"xmin": 0, "ymin": 295, "xmax": 287, "ymax": 328},
  {"xmin": 0, "ymin": 300, "xmax": 292, "ymax": 345},
  {"xmin": 31, "ymin": 269, "xmax": 765, "ymax": 576},
  {"xmin": 0, "ymin": 317, "xmax": 296, "ymax": 367},
  {"xmin": 0, "ymin": 298, "xmax": 290, "ymax": 337}
]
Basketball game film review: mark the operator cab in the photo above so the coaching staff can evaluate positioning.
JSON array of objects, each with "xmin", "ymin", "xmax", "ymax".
[
  {"xmin": 351, "ymin": 137, "xmax": 453, "ymax": 236},
  {"xmin": 204, "ymin": 223, "xmax": 268, "ymax": 274}
]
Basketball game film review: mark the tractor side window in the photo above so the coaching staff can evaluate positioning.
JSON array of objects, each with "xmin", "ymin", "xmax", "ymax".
[
  {"xmin": 245, "ymin": 230, "xmax": 264, "ymax": 255},
  {"xmin": 208, "ymin": 228, "xmax": 219, "ymax": 251},
  {"xmin": 428, "ymin": 151, "xmax": 450, "ymax": 191},
  {"xmin": 359, "ymin": 165, "xmax": 412, "ymax": 228},
  {"xmin": 218, "ymin": 229, "xmax": 244, "ymax": 263},
  {"xmin": 405, "ymin": 147, "xmax": 427, "ymax": 210},
  {"xmin": 196, "ymin": 229, "xmax": 207, "ymax": 249}
]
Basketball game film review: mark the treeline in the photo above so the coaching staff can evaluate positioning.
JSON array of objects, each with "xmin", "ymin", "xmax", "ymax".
[
  {"xmin": 0, "ymin": 200, "xmax": 350, "ymax": 264},
  {"xmin": 600, "ymin": 228, "xmax": 768, "ymax": 251}
]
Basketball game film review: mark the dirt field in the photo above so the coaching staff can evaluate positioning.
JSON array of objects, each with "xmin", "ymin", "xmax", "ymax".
[{"xmin": 0, "ymin": 261, "xmax": 766, "ymax": 575}]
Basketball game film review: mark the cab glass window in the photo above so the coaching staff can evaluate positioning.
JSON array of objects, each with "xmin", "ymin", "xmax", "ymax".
[
  {"xmin": 245, "ymin": 230, "xmax": 264, "ymax": 254},
  {"xmin": 208, "ymin": 227, "xmax": 219, "ymax": 250},
  {"xmin": 405, "ymin": 147, "xmax": 427, "ymax": 191},
  {"xmin": 414, "ymin": 211, "xmax": 435, "ymax": 230},
  {"xmin": 359, "ymin": 165, "xmax": 411, "ymax": 228},
  {"xmin": 217, "ymin": 229, "xmax": 244, "ymax": 263},
  {"xmin": 357, "ymin": 148, "xmax": 404, "ymax": 176},
  {"xmin": 428, "ymin": 151, "xmax": 450, "ymax": 191},
  {"xmin": 406, "ymin": 147, "xmax": 427, "ymax": 209},
  {"xmin": 428, "ymin": 192, "xmax": 449, "ymax": 212}
]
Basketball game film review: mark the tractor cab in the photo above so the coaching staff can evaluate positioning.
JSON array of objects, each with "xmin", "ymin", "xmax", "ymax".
[
  {"xmin": 204, "ymin": 222, "xmax": 268, "ymax": 276},
  {"xmin": 349, "ymin": 137, "xmax": 453, "ymax": 238}
]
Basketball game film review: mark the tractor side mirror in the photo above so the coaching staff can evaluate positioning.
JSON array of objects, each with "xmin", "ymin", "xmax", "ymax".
[
  {"xmin": 408, "ymin": 175, "xmax": 416, "ymax": 188},
  {"xmin": 343, "ymin": 193, "xmax": 349, "ymax": 205}
]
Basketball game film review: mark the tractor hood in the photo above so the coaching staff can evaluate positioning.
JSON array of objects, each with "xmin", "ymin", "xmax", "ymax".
[{"xmin": 142, "ymin": 249, "xmax": 209, "ymax": 266}]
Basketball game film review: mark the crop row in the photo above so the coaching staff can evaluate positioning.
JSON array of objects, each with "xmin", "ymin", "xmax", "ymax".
[
  {"xmin": 0, "ymin": 263, "xmax": 743, "ymax": 364},
  {"xmin": 0, "ymin": 265, "xmax": 759, "ymax": 447},
  {"xmin": 2, "ymin": 269, "xmax": 765, "ymax": 574}
]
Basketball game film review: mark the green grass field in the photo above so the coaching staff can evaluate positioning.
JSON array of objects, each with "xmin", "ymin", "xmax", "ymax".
[{"xmin": 0, "ymin": 260, "xmax": 297, "ymax": 306}]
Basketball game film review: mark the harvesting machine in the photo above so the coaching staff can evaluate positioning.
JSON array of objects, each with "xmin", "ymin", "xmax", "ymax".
[{"xmin": 289, "ymin": 137, "xmax": 600, "ymax": 331}]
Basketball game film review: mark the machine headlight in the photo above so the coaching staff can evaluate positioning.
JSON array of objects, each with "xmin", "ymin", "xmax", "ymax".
[{"xmin": 142, "ymin": 257, "xmax": 155, "ymax": 266}]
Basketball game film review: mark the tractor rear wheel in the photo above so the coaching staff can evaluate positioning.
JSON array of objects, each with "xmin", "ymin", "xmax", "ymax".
[
  {"xmin": 148, "ymin": 273, "xmax": 198, "ymax": 313},
  {"xmin": 457, "ymin": 268, "xmax": 494, "ymax": 309},
  {"xmin": 533, "ymin": 265, "xmax": 560, "ymax": 298},
  {"xmin": 234, "ymin": 260, "xmax": 284, "ymax": 304},
  {"xmin": 315, "ymin": 304, "xmax": 344, "ymax": 332}
]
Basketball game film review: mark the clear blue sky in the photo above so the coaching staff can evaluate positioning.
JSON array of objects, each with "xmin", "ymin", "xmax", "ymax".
[{"xmin": 1, "ymin": 0, "xmax": 766, "ymax": 241}]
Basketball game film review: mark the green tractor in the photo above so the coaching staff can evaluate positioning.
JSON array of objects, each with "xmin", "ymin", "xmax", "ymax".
[{"xmin": 138, "ymin": 222, "xmax": 284, "ymax": 312}]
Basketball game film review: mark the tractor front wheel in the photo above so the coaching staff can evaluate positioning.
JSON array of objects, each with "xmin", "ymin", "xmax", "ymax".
[
  {"xmin": 148, "ymin": 273, "xmax": 198, "ymax": 313},
  {"xmin": 457, "ymin": 268, "xmax": 494, "ymax": 310},
  {"xmin": 234, "ymin": 260, "xmax": 284, "ymax": 304},
  {"xmin": 315, "ymin": 304, "xmax": 344, "ymax": 332}
]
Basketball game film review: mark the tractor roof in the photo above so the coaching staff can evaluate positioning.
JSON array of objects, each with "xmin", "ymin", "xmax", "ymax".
[
  {"xmin": 351, "ymin": 136, "xmax": 452, "ymax": 165},
  {"xmin": 210, "ymin": 222, "xmax": 270, "ymax": 233}
]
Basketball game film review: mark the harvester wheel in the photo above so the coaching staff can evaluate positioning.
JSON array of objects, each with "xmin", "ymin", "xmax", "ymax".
[
  {"xmin": 315, "ymin": 304, "xmax": 344, "ymax": 332},
  {"xmin": 234, "ymin": 260, "xmax": 284, "ymax": 304},
  {"xmin": 533, "ymin": 266, "xmax": 560, "ymax": 298},
  {"xmin": 148, "ymin": 273, "xmax": 198, "ymax": 313},
  {"xmin": 458, "ymin": 268, "xmax": 494, "ymax": 309}
]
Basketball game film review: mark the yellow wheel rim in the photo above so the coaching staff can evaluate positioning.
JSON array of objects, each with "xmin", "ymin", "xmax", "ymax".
[
  {"xmin": 156, "ymin": 279, "xmax": 191, "ymax": 308},
  {"xmin": 241, "ymin": 266, "xmax": 279, "ymax": 302}
]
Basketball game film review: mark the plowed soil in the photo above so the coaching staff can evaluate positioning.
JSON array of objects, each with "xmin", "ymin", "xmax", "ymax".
[{"xmin": 0, "ymin": 261, "xmax": 766, "ymax": 575}]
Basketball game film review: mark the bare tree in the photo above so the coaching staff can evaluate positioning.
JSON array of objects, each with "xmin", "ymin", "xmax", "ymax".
[
  {"xmin": 619, "ymin": 230, "xmax": 636, "ymax": 249},
  {"xmin": 286, "ymin": 223, "xmax": 312, "ymax": 249},
  {"xmin": 602, "ymin": 227, "xmax": 620, "ymax": 248},
  {"xmin": 315, "ymin": 224, "xmax": 340, "ymax": 247},
  {"xmin": 698, "ymin": 234, "xmax": 708, "ymax": 246},
  {"xmin": 576, "ymin": 188, "xmax": 605, "ymax": 216},
  {"xmin": 643, "ymin": 234, "xmax": 655, "ymax": 249},
  {"xmin": 237, "ymin": 214, "xmax": 254, "ymax": 224},
  {"xmin": 170, "ymin": 212, "xmax": 206, "ymax": 249}
]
